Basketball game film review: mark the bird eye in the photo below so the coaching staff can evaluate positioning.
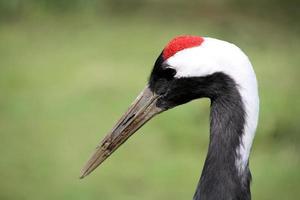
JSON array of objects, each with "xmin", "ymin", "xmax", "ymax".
[{"xmin": 160, "ymin": 67, "xmax": 176, "ymax": 80}]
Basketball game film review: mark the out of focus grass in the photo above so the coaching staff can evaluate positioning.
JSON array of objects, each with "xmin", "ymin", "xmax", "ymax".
[{"xmin": 0, "ymin": 11, "xmax": 299, "ymax": 200}]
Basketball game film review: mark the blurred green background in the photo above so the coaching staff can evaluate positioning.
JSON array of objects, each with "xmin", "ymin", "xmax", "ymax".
[{"xmin": 0, "ymin": 0, "xmax": 299, "ymax": 199}]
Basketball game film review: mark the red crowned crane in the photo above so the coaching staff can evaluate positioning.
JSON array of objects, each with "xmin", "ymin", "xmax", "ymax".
[{"xmin": 80, "ymin": 35, "xmax": 259, "ymax": 200}]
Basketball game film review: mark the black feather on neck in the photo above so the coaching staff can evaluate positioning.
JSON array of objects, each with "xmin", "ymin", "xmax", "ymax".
[{"xmin": 193, "ymin": 74, "xmax": 251, "ymax": 200}]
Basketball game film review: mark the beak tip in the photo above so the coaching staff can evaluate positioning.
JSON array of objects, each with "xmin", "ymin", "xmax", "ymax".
[
  {"xmin": 79, "ymin": 169, "xmax": 89, "ymax": 179},
  {"xmin": 79, "ymin": 174, "xmax": 85, "ymax": 179}
]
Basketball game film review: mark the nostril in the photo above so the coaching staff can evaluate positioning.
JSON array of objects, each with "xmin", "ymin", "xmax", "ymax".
[{"xmin": 122, "ymin": 114, "xmax": 135, "ymax": 126}]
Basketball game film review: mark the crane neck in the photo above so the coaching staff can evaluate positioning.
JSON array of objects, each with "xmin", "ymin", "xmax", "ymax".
[{"xmin": 194, "ymin": 77, "xmax": 252, "ymax": 200}]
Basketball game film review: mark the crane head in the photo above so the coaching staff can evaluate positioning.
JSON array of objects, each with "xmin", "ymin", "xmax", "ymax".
[{"xmin": 80, "ymin": 35, "xmax": 258, "ymax": 178}]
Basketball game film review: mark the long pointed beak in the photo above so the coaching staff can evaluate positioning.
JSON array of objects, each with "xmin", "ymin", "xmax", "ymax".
[{"xmin": 80, "ymin": 86, "xmax": 163, "ymax": 178}]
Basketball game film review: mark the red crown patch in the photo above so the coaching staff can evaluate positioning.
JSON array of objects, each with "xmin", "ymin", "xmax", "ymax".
[{"xmin": 163, "ymin": 35, "xmax": 204, "ymax": 60}]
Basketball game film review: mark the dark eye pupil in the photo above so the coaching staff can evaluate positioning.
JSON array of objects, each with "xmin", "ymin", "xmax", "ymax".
[{"xmin": 161, "ymin": 68, "xmax": 176, "ymax": 80}]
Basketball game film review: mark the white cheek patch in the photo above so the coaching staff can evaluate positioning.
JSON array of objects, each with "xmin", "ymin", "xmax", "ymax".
[
  {"xmin": 166, "ymin": 37, "xmax": 259, "ymax": 174},
  {"xmin": 166, "ymin": 47, "xmax": 216, "ymax": 78}
]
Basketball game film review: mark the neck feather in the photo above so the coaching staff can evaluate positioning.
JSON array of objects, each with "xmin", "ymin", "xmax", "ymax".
[{"xmin": 194, "ymin": 76, "xmax": 253, "ymax": 200}]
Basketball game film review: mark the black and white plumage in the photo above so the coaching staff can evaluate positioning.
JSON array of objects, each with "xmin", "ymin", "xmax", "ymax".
[{"xmin": 80, "ymin": 36, "xmax": 259, "ymax": 200}]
